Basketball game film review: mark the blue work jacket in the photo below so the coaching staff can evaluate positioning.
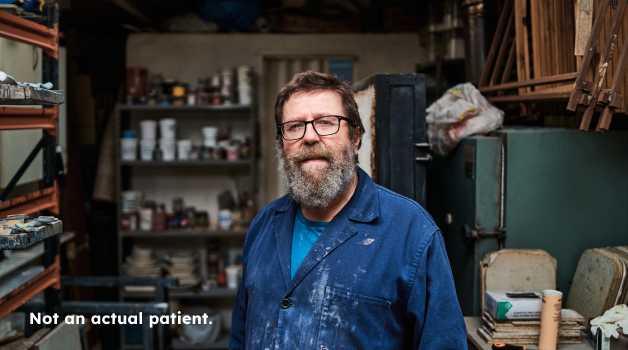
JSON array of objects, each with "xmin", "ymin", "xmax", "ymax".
[{"xmin": 230, "ymin": 167, "xmax": 467, "ymax": 349}]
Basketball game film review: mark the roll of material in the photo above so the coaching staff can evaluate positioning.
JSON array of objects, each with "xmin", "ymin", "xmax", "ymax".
[{"xmin": 538, "ymin": 290, "xmax": 562, "ymax": 350}]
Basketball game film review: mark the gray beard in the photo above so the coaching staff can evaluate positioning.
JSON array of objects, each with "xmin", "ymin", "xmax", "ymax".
[{"xmin": 277, "ymin": 143, "xmax": 356, "ymax": 209}]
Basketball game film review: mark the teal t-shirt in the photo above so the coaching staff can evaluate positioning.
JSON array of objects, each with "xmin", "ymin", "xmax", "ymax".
[{"xmin": 291, "ymin": 209, "xmax": 328, "ymax": 279}]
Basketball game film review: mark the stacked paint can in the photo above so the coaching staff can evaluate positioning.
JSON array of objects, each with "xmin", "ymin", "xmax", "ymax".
[
  {"xmin": 159, "ymin": 118, "xmax": 176, "ymax": 161},
  {"xmin": 139, "ymin": 120, "xmax": 157, "ymax": 161},
  {"xmin": 237, "ymin": 65, "xmax": 252, "ymax": 106}
]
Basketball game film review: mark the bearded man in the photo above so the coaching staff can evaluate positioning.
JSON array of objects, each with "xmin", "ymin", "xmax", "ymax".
[{"xmin": 230, "ymin": 71, "xmax": 466, "ymax": 349}]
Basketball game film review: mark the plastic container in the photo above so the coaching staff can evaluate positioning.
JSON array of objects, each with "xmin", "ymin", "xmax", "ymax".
[
  {"xmin": 160, "ymin": 138, "xmax": 176, "ymax": 161},
  {"xmin": 159, "ymin": 118, "xmax": 176, "ymax": 139},
  {"xmin": 177, "ymin": 139, "xmax": 192, "ymax": 160},
  {"xmin": 202, "ymin": 127, "xmax": 218, "ymax": 147},
  {"xmin": 140, "ymin": 139, "xmax": 155, "ymax": 161},
  {"xmin": 140, "ymin": 120, "xmax": 157, "ymax": 140},
  {"xmin": 121, "ymin": 130, "xmax": 138, "ymax": 161}
]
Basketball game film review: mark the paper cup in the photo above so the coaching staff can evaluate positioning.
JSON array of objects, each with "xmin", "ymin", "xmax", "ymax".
[{"xmin": 538, "ymin": 289, "xmax": 562, "ymax": 350}]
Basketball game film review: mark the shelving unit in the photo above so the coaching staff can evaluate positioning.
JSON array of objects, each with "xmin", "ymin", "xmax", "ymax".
[
  {"xmin": 115, "ymin": 98, "xmax": 257, "ymax": 350},
  {"xmin": 0, "ymin": 3, "xmax": 63, "ymax": 326}
]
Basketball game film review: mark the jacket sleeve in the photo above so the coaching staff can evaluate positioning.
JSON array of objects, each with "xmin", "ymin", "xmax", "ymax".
[{"xmin": 407, "ymin": 230, "xmax": 468, "ymax": 349}]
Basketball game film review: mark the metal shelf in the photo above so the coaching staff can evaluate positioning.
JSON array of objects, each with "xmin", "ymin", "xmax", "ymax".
[
  {"xmin": 170, "ymin": 287, "xmax": 237, "ymax": 299},
  {"xmin": 120, "ymin": 159, "xmax": 253, "ymax": 169},
  {"xmin": 0, "ymin": 9, "xmax": 58, "ymax": 57},
  {"xmin": 117, "ymin": 104, "xmax": 252, "ymax": 112},
  {"xmin": 0, "ymin": 219, "xmax": 62, "ymax": 250},
  {"xmin": 122, "ymin": 287, "xmax": 237, "ymax": 300},
  {"xmin": 0, "ymin": 232, "xmax": 73, "ymax": 280},
  {"xmin": 0, "ymin": 260, "xmax": 60, "ymax": 318},
  {"xmin": 0, "ymin": 106, "xmax": 58, "ymax": 131},
  {"xmin": 120, "ymin": 229, "xmax": 246, "ymax": 239},
  {"xmin": 0, "ymin": 185, "xmax": 59, "ymax": 217},
  {"xmin": 171, "ymin": 336, "xmax": 229, "ymax": 350}
]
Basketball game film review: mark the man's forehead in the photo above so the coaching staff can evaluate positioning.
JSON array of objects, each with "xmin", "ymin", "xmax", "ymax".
[{"xmin": 283, "ymin": 90, "xmax": 344, "ymax": 120}]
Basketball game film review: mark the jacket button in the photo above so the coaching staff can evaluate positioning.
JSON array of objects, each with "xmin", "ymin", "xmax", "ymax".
[{"xmin": 280, "ymin": 298, "xmax": 293, "ymax": 309}]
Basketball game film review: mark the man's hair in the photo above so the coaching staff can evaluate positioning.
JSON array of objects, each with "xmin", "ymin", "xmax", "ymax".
[{"xmin": 274, "ymin": 71, "xmax": 364, "ymax": 147}]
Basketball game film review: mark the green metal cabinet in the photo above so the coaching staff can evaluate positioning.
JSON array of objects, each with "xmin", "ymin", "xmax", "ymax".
[{"xmin": 427, "ymin": 128, "xmax": 628, "ymax": 316}]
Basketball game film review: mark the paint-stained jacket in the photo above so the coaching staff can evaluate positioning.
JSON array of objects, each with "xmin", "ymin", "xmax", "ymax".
[{"xmin": 230, "ymin": 167, "xmax": 467, "ymax": 349}]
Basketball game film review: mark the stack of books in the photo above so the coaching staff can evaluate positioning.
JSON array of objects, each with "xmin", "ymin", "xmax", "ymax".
[{"xmin": 478, "ymin": 291, "xmax": 586, "ymax": 345}]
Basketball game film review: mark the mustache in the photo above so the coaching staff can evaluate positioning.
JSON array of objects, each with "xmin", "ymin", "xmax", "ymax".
[{"xmin": 286, "ymin": 144, "xmax": 334, "ymax": 163}]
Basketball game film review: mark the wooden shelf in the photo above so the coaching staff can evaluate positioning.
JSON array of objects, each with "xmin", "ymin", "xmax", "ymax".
[
  {"xmin": 120, "ymin": 229, "xmax": 246, "ymax": 239},
  {"xmin": 117, "ymin": 104, "xmax": 252, "ymax": 112}
]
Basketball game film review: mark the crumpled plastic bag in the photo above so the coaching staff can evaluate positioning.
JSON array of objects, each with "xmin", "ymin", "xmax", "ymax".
[
  {"xmin": 426, "ymin": 83, "xmax": 503, "ymax": 155},
  {"xmin": 590, "ymin": 304, "xmax": 628, "ymax": 339}
]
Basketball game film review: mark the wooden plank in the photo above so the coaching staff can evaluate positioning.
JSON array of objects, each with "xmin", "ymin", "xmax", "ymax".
[
  {"xmin": 596, "ymin": 35, "xmax": 628, "ymax": 130},
  {"xmin": 480, "ymin": 72, "xmax": 577, "ymax": 92},
  {"xmin": 579, "ymin": 0, "xmax": 627, "ymax": 130},
  {"xmin": 501, "ymin": 42, "xmax": 517, "ymax": 83},
  {"xmin": 490, "ymin": 10, "xmax": 515, "ymax": 85},
  {"xmin": 514, "ymin": 0, "xmax": 532, "ymax": 93},
  {"xmin": 567, "ymin": 0, "xmax": 609, "ymax": 111},
  {"xmin": 479, "ymin": 0, "xmax": 513, "ymax": 87},
  {"xmin": 489, "ymin": 92, "xmax": 571, "ymax": 103},
  {"xmin": 530, "ymin": 0, "xmax": 544, "ymax": 79}
]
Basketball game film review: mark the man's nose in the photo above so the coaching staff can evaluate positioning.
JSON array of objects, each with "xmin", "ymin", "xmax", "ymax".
[{"xmin": 301, "ymin": 123, "xmax": 321, "ymax": 144}]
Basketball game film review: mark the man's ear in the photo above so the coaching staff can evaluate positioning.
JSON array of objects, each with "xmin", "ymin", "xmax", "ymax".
[{"xmin": 353, "ymin": 129, "xmax": 362, "ymax": 150}]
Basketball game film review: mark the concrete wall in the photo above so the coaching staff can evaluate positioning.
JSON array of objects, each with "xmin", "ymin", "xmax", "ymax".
[
  {"xmin": 126, "ymin": 33, "xmax": 426, "ymax": 210},
  {"xmin": 127, "ymin": 34, "xmax": 425, "ymax": 83}
]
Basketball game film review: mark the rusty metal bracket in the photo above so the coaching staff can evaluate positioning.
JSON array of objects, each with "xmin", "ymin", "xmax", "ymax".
[{"xmin": 464, "ymin": 224, "xmax": 506, "ymax": 240}]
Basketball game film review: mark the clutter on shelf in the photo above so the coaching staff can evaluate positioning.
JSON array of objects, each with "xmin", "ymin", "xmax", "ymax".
[
  {"xmin": 123, "ymin": 244, "xmax": 242, "ymax": 291},
  {"xmin": 0, "ymin": 70, "xmax": 63, "ymax": 105},
  {"xmin": 479, "ymin": 291, "xmax": 586, "ymax": 346},
  {"xmin": 125, "ymin": 65, "xmax": 254, "ymax": 106},
  {"xmin": 120, "ymin": 192, "xmax": 254, "ymax": 233},
  {"xmin": 120, "ymin": 120, "xmax": 252, "ymax": 162}
]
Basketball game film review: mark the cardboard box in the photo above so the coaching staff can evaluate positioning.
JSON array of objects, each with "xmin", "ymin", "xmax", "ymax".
[{"xmin": 485, "ymin": 291, "xmax": 542, "ymax": 320}]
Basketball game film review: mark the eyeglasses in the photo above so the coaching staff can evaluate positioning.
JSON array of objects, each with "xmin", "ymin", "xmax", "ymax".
[{"xmin": 277, "ymin": 115, "xmax": 353, "ymax": 141}]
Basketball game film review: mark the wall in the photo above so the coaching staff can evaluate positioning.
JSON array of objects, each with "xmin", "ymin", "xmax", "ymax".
[
  {"xmin": 0, "ymin": 38, "xmax": 43, "ymax": 190},
  {"xmin": 126, "ymin": 33, "xmax": 426, "ymax": 209}
]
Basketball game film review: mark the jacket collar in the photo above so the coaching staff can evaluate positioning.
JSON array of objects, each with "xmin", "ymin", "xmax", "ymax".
[{"xmin": 274, "ymin": 166, "xmax": 380, "ymax": 224}]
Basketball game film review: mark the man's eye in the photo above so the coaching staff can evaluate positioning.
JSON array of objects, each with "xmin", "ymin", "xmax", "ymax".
[
  {"xmin": 316, "ymin": 120, "xmax": 334, "ymax": 126},
  {"xmin": 287, "ymin": 124, "xmax": 303, "ymax": 132}
]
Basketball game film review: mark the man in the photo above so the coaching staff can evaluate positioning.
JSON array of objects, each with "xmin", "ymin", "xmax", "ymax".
[{"xmin": 230, "ymin": 71, "xmax": 466, "ymax": 349}]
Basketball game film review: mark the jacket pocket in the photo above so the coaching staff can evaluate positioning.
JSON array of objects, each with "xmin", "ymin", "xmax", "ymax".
[{"xmin": 316, "ymin": 286, "xmax": 392, "ymax": 350}]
